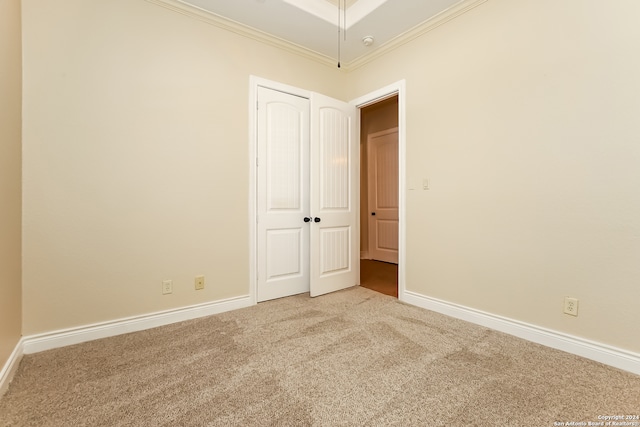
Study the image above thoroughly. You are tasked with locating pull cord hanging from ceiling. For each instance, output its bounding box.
[337,0,346,68]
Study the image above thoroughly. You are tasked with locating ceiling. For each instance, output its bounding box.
[169,0,474,67]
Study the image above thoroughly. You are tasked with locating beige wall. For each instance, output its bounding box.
[20,0,640,356]
[0,0,23,369]
[21,0,344,334]
[347,0,640,352]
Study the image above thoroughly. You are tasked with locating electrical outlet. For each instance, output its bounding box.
[564,297,578,316]
[195,275,205,290]
[162,280,173,295]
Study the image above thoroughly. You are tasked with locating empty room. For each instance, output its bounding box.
[1,0,639,425]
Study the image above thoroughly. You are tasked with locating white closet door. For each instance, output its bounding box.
[256,87,310,302]
[309,93,359,297]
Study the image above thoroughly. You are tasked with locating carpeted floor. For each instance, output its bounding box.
[1,287,639,426]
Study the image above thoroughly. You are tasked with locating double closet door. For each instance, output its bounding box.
[256,87,359,302]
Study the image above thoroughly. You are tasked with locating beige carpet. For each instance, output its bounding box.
[1,287,639,426]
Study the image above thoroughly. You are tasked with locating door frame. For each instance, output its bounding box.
[249,76,406,304]
[350,80,406,301]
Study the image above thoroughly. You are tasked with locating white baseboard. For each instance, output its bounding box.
[22,295,253,355]
[0,338,24,396]
[402,291,640,376]
[6,291,637,395]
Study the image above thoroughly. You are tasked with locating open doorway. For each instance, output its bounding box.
[359,95,399,298]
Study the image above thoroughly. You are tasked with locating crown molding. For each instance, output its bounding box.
[145,0,337,68]
[345,0,488,71]
[145,0,487,72]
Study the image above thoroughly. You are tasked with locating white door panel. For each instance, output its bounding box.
[257,87,310,302]
[310,93,359,297]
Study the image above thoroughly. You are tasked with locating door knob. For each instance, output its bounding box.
[314,217,321,223]
[371,212,376,216]
[304,217,312,223]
